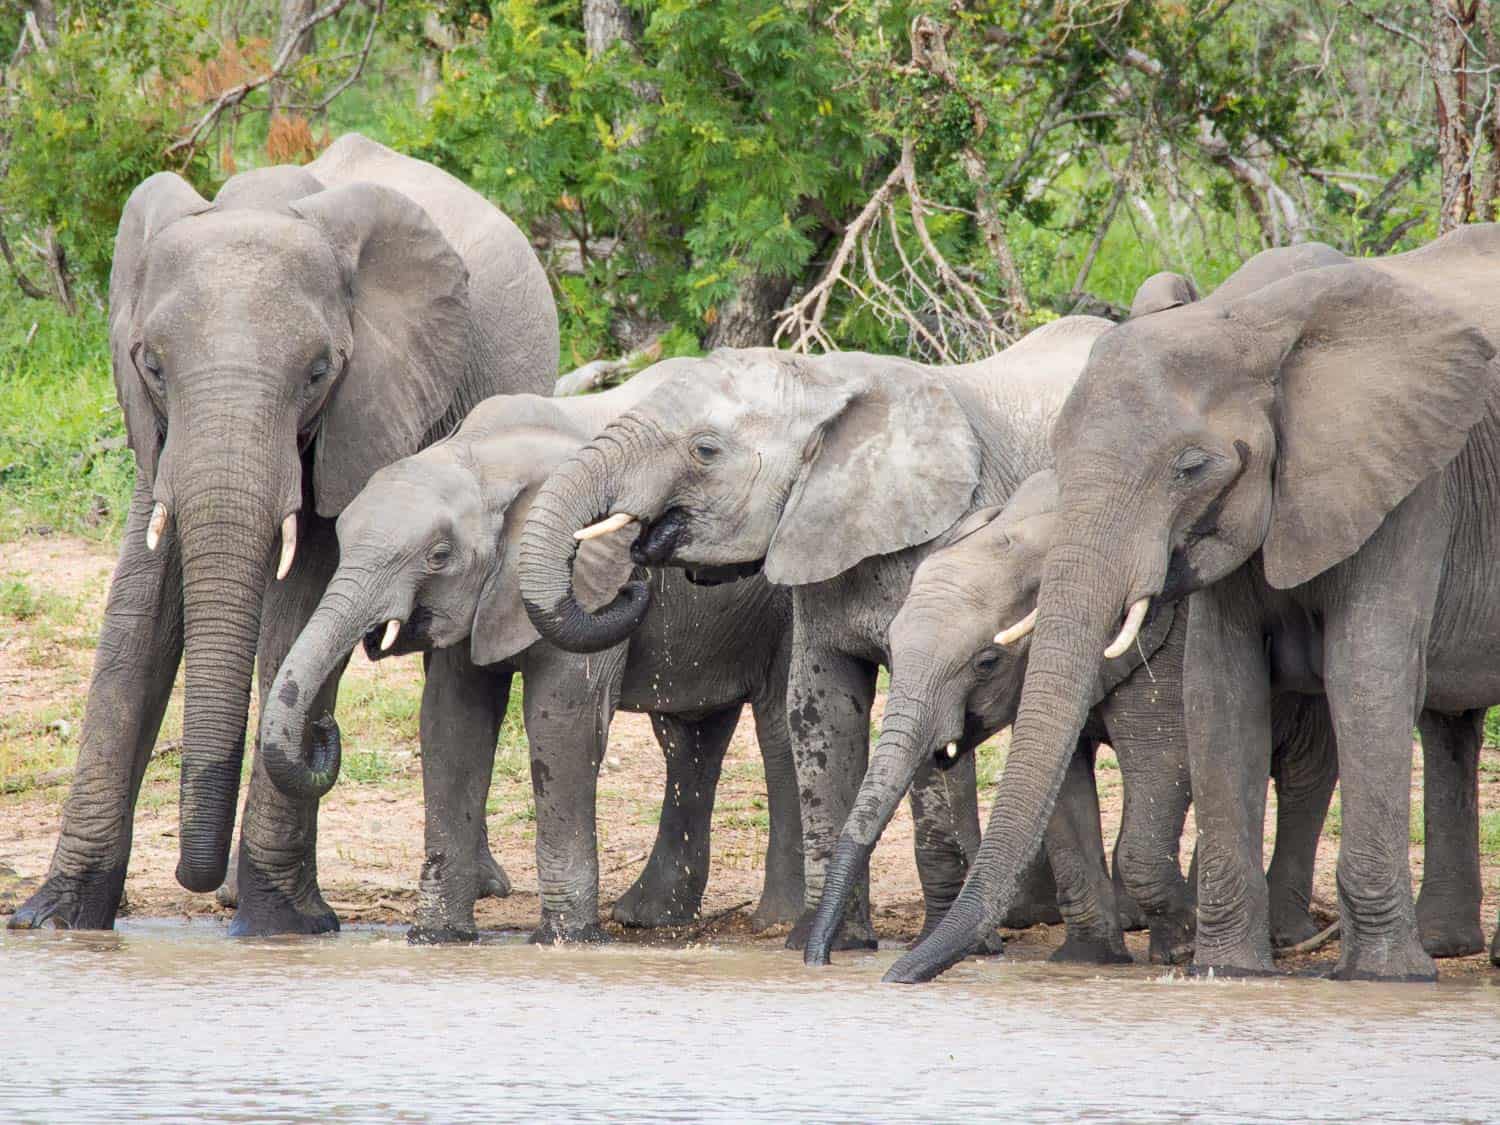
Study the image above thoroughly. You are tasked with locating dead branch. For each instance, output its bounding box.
[554,336,664,396]
[165,0,382,160]
[0,222,52,301]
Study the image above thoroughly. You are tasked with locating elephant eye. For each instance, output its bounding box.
[690,435,722,464]
[973,648,1001,675]
[1172,447,1215,483]
[427,541,453,570]
[308,355,332,385]
[139,347,163,380]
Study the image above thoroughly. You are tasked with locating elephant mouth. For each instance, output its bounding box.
[361,606,435,661]
[931,713,996,771]
[630,508,764,585]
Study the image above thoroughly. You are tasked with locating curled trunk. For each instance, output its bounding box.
[517,442,650,653]
[805,690,937,965]
[259,574,369,800]
[884,538,1125,983]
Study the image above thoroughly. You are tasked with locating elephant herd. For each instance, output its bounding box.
[10,134,1500,988]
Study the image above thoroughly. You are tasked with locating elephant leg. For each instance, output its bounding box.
[10,481,183,931]
[1415,709,1485,958]
[1186,577,1276,976]
[522,643,624,944]
[231,514,343,937]
[748,683,805,932]
[408,650,510,944]
[907,752,1003,954]
[613,706,738,927]
[783,640,878,952]
[1265,696,1338,948]
[1044,739,1132,964]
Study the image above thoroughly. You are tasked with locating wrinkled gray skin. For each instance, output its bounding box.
[519,322,1154,955]
[891,225,1500,984]
[9,135,556,936]
[258,370,803,942]
[807,469,1346,968]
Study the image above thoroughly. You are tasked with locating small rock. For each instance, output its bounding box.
[607,756,622,770]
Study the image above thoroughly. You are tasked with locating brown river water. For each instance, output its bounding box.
[2,919,1497,1123]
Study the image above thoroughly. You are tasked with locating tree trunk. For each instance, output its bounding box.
[704,275,797,349]
[1479,3,1500,222]
[28,1,56,45]
[584,0,637,57]
[271,0,319,116]
[1430,0,1481,232]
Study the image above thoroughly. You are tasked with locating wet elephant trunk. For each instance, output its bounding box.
[805,682,942,965]
[258,572,371,800]
[173,466,282,893]
[884,534,1128,983]
[517,439,651,652]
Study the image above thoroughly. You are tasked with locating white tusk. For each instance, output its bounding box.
[945,742,958,760]
[574,512,634,541]
[994,608,1038,646]
[145,502,168,552]
[1104,597,1151,660]
[380,619,401,652]
[276,513,298,580]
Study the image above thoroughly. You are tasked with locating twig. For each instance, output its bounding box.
[1273,919,1341,958]
[0,224,52,301]
[684,899,753,939]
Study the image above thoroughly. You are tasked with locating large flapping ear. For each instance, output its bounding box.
[1128,272,1199,318]
[109,173,212,482]
[290,182,473,517]
[1230,263,1499,589]
[765,357,982,585]
[470,459,637,667]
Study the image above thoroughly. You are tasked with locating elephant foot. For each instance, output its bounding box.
[1333,932,1436,982]
[999,899,1063,930]
[1191,935,1275,978]
[228,866,338,937]
[1050,930,1132,965]
[1269,903,1321,949]
[7,867,125,931]
[529,914,612,945]
[476,849,512,901]
[1113,882,1149,934]
[750,874,805,933]
[407,923,478,945]
[611,878,702,929]
[1416,897,1484,958]
[786,908,878,952]
[1146,914,1196,966]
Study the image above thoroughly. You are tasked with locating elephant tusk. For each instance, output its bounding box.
[276,513,297,580]
[145,502,168,552]
[574,512,635,541]
[1104,597,1151,660]
[380,619,401,652]
[945,742,958,760]
[994,608,1037,646]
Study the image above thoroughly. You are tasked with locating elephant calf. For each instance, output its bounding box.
[257,371,804,942]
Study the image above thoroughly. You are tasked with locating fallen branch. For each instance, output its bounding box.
[1273,919,1341,958]
[554,336,663,396]
[684,899,753,940]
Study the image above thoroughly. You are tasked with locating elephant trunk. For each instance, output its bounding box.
[805,681,943,966]
[884,530,1131,983]
[517,439,650,653]
[258,572,372,800]
[172,460,286,893]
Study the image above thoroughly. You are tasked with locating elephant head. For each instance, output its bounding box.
[259,410,634,798]
[518,348,983,651]
[886,238,1500,982]
[804,471,1172,963]
[111,166,481,890]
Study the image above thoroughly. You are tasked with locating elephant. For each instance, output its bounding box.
[255,367,804,942]
[516,320,1170,957]
[8,134,558,936]
[890,224,1500,984]
[805,468,1346,969]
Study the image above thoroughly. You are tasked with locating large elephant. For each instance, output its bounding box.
[890,225,1500,984]
[256,368,803,942]
[9,134,557,936]
[805,469,1345,968]
[517,321,1156,955]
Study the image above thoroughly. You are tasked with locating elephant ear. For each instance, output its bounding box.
[764,361,982,585]
[109,173,211,481]
[471,481,638,667]
[1128,272,1199,318]
[1234,263,1500,589]
[290,182,473,517]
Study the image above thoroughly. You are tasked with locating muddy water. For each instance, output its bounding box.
[2,921,1496,1123]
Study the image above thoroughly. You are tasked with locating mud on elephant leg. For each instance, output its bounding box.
[907,754,1004,954]
[783,645,879,953]
[9,484,183,932]
[1415,709,1486,958]
[1046,740,1131,965]
[408,650,509,944]
[522,644,625,945]
[613,707,737,927]
[747,688,805,932]
[1265,697,1338,949]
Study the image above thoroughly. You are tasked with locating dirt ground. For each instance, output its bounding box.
[4,531,1500,976]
